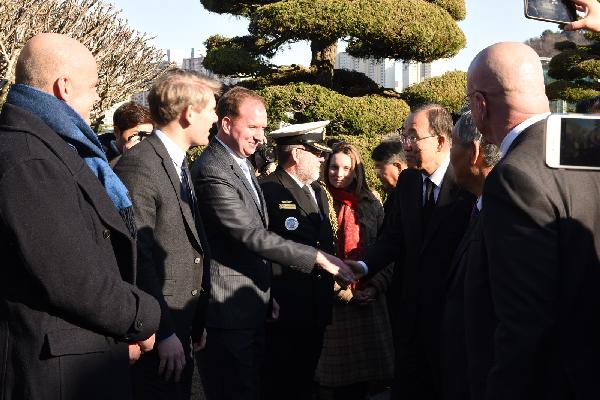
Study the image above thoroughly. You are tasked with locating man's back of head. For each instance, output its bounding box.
[15,33,100,124]
[467,42,550,145]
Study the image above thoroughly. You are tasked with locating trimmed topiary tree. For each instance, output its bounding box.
[199,0,466,138]
[400,70,467,116]
[546,32,600,103]
[259,83,410,136]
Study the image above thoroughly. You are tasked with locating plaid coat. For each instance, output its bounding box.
[316,195,394,386]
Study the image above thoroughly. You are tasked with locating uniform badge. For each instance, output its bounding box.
[279,200,297,210]
[285,217,299,231]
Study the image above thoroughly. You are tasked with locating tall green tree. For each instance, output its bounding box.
[200,0,466,139]
[202,0,465,87]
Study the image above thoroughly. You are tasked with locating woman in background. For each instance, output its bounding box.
[317,142,394,400]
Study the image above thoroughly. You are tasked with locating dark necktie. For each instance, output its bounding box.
[302,185,319,215]
[181,159,201,230]
[423,177,435,226]
[469,203,480,225]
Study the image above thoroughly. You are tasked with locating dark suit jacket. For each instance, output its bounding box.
[0,104,160,400]
[363,164,475,385]
[115,133,209,343]
[260,169,335,327]
[191,139,318,330]
[442,214,494,400]
[483,120,600,400]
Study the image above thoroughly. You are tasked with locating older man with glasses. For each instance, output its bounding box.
[347,103,476,400]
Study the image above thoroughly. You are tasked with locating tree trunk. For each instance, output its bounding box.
[310,39,337,88]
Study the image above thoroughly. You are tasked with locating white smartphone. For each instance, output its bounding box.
[524,0,577,24]
[545,113,600,170]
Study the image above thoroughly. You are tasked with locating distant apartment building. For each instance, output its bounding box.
[335,52,450,92]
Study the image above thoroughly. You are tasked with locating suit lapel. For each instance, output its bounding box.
[212,140,267,226]
[446,216,481,286]
[276,169,317,217]
[312,181,329,217]
[147,135,202,250]
[9,105,133,239]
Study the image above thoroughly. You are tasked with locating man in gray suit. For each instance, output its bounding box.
[115,69,220,399]
[192,87,355,400]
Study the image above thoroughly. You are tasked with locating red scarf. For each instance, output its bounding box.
[329,187,362,261]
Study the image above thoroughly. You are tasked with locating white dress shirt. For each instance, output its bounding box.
[155,129,186,183]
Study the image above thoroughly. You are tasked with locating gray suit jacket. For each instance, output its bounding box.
[191,138,317,330]
[115,134,209,342]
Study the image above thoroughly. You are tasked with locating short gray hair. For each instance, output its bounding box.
[453,111,501,167]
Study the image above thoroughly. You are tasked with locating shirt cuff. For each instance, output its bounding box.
[357,261,368,275]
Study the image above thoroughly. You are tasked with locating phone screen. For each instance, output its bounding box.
[526,0,577,23]
[560,118,600,167]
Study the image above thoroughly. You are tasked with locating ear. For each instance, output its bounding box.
[473,91,487,121]
[436,133,447,151]
[392,161,404,173]
[471,141,482,166]
[53,77,70,101]
[291,147,301,164]
[221,115,233,134]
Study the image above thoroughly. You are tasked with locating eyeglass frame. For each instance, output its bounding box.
[126,130,152,142]
[295,146,325,158]
[400,134,437,146]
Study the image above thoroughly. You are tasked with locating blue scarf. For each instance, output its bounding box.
[7,84,136,236]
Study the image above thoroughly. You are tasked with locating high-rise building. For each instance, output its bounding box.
[335,52,450,92]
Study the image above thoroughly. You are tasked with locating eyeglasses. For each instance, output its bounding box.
[126,131,152,142]
[297,146,325,158]
[400,134,436,146]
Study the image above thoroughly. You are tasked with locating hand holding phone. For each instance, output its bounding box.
[525,0,577,24]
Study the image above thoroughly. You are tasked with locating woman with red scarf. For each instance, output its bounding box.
[317,142,394,400]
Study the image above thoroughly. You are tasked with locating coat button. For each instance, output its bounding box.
[317,273,322,279]
[316,241,320,246]
[102,230,111,239]
[135,320,143,330]
[191,289,198,296]
[194,257,201,264]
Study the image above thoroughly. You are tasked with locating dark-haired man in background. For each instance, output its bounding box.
[99,101,154,165]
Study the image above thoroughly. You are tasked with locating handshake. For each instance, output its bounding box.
[315,250,366,288]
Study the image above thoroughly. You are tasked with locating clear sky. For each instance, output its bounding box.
[108,0,560,71]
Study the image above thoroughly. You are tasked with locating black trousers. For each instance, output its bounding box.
[261,322,326,400]
[391,329,441,400]
[200,327,265,400]
[130,337,194,400]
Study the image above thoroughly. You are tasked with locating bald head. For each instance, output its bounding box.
[15,33,100,123]
[16,33,95,91]
[467,42,549,144]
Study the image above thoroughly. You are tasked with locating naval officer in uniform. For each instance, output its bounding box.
[259,121,336,400]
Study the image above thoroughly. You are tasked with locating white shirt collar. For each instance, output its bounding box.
[476,196,482,211]
[215,136,248,168]
[422,152,450,188]
[154,129,186,169]
[499,113,550,158]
